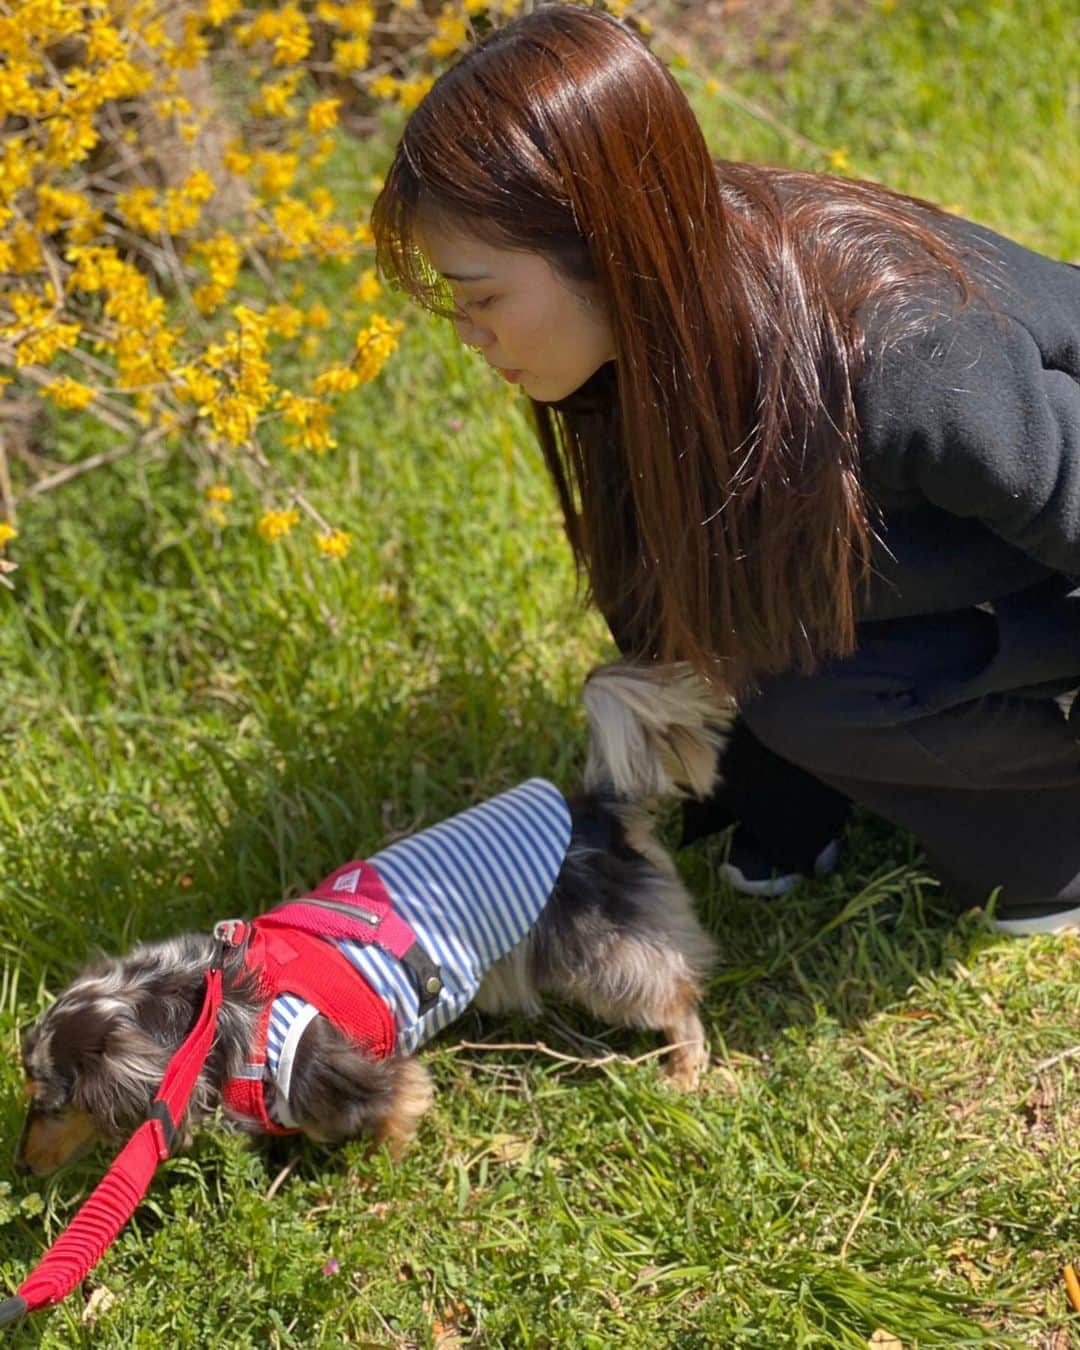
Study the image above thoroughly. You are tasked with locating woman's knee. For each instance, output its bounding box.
[739,671,869,773]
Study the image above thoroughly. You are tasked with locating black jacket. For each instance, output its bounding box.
[854,213,1080,624]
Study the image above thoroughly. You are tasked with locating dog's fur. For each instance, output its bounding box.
[18,663,727,1174]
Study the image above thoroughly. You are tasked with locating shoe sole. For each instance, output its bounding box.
[718,838,842,899]
[992,905,1080,935]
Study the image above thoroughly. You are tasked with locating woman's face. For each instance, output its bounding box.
[417,220,616,402]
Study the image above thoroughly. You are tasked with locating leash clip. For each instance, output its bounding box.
[211,918,249,969]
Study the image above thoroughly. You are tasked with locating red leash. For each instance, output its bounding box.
[0,954,227,1327]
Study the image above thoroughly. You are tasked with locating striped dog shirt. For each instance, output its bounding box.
[265,778,572,1120]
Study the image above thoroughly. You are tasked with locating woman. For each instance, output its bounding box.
[371,5,1080,934]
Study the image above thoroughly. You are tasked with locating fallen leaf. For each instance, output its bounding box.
[462,1132,535,1169]
[82,1287,117,1325]
[488,1132,533,1165]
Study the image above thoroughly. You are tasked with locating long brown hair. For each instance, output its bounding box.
[372,4,978,693]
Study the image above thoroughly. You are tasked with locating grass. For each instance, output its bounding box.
[2,0,1079,1343]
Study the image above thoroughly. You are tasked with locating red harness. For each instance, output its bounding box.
[218,921,393,1133]
[222,856,445,1133]
[0,860,442,1326]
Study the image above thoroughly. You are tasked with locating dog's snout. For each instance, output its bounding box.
[15,1106,99,1176]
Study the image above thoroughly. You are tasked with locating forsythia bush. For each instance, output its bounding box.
[0,0,645,571]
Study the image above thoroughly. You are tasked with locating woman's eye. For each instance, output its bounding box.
[469,296,497,312]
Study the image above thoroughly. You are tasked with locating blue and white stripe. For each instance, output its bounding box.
[264,779,572,1101]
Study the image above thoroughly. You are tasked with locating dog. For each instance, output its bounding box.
[17,662,726,1175]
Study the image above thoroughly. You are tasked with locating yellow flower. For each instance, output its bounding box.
[35,185,94,233]
[398,77,434,111]
[254,149,299,198]
[65,244,122,291]
[827,147,852,173]
[252,71,302,118]
[117,185,163,234]
[16,321,82,368]
[204,0,242,25]
[163,187,202,234]
[333,36,370,72]
[273,7,312,65]
[353,313,399,382]
[266,303,305,339]
[192,283,226,315]
[10,223,43,272]
[353,267,381,303]
[369,74,398,100]
[306,302,331,329]
[307,98,341,134]
[428,10,468,59]
[182,169,216,203]
[310,136,336,170]
[316,529,351,559]
[314,222,353,260]
[211,393,260,445]
[42,376,96,409]
[86,20,127,63]
[313,365,360,395]
[191,233,243,288]
[205,483,233,502]
[258,507,300,541]
[277,391,337,453]
[0,523,17,549]
[223,143,252,175]
[45,113,99,168]
[272,196,321,257]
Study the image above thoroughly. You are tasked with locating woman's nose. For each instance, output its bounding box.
[452,310,493,350]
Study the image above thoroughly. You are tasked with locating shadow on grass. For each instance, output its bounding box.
[0,649,990,1240]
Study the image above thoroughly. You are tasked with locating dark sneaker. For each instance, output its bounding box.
[717,829,841,898]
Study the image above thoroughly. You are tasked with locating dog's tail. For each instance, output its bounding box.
[582,662,729,802]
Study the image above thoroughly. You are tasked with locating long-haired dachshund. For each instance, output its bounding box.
[18,664,726,1174]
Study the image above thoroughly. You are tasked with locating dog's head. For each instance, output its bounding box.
[17,935,246,1175]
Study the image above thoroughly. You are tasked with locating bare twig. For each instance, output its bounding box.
[22,432,169,499]
[264,1158,299,1200]
[1030,1045,1080,1076]
[447,1037,697,1069]
[242,436,336,534]
[839,1148,898,1260]
[0,352,140,436]
[0,428,15,526]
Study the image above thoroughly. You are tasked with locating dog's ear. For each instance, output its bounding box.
[285,1016,434,1158]
[55,998,173,1137]
[17,995,169,1173]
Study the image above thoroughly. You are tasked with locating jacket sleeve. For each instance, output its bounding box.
[856,307,1080,576]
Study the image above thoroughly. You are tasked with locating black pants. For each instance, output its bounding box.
[684,580,1080,921]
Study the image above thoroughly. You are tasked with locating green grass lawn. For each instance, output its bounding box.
[2,0,1079,1343]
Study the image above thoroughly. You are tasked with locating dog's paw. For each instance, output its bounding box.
[663,1042,708,1091]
